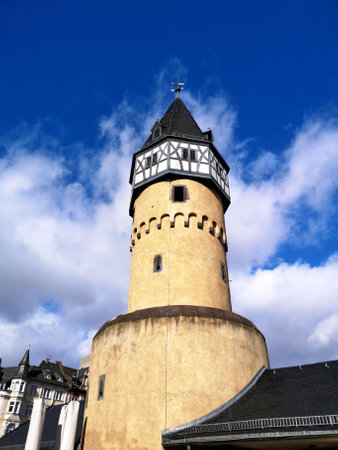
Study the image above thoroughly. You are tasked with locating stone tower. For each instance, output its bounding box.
[83,93,269,449]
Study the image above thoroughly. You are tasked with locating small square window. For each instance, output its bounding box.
[153,255,162,273]
[8,401,20,414]
[97,375,105,401]
[173,186,185,202]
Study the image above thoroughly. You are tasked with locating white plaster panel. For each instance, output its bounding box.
[158,161,166,172]
[200,164,209,174]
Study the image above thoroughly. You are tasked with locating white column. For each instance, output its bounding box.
[55,404,67,450]
[24,398,46,450]
[59,400,80,450]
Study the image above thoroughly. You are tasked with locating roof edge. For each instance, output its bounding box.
[163,429,338,446]
[162,366,267,437]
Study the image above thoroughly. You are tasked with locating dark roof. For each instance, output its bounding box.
[0,359,83,391]
[0,367,18,383]
[142,97,206,150]
[18,349,29,367]
[0,401,85,449]
[162,360,338,446]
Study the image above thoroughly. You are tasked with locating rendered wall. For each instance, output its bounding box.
[83,308,269,450]
[128,179,231,313]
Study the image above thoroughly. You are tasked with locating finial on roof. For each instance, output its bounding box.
[171,70,184,98]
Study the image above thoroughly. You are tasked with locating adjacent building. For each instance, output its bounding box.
[0,349,87,438]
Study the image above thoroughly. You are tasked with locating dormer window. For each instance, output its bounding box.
[152,121,163,140]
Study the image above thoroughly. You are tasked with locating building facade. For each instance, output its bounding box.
[0,349,87,438]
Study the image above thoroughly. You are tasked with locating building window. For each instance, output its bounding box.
[0,383,6,390]
[220,261,227,283]
[8,401,21,414]
[57,376,63,382]
[153,254,162,273]
[11,380,25,392]
[190,149,196,161]
[97,375,105,401]
[152,153,157,165]
[24,403,33,417]
[29,384,38,396]
[41,387,51,398]
[172,185,186,202]
[145,156,151,169]
[55,390,64,401]
[182,148,189,160]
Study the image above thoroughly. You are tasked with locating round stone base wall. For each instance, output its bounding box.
[83,306,269,450]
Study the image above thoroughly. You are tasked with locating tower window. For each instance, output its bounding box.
[172,185,186,202]
[220,261,227,283]
[152,153,158,165]
[181,148,196,161]
[153,254,162,273]
[182,148,188,160]
[145,157,151,169]
[97,374,105,401]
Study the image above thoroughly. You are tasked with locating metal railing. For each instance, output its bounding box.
[178,415,338,436]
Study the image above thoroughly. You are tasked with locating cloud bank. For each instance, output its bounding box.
[0,88,337,368]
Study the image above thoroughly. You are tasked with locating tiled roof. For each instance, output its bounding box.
[0,401,85,448]
[162,360,338,446]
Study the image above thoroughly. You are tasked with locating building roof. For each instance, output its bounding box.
[0,401,85,449]
[0,358,84,391]
[142,97,206,150]
[162,360,338,447]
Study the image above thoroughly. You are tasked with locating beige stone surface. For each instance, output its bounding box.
[128,179,231,313]
[83,313,269,450]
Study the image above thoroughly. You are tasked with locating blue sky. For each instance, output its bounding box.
[0,0,337,369]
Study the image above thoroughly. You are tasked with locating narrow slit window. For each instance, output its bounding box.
[190,150,196,161]
[145,157,151,169]
[173,186,185,202]
[97,374,105,401]
[152,153,158,165]
[220,261,227,283]
[182,148,188,160]
[153,255,162,273]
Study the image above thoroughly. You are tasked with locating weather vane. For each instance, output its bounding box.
[171,71,184,98]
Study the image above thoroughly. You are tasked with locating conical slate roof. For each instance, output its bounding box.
[19,348,30,367]
[142,97,206,149]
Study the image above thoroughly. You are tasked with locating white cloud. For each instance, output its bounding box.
[0,86,337,372]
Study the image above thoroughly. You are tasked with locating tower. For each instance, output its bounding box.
[83,92,269,449]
